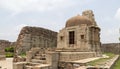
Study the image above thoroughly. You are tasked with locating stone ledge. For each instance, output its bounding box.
[86,55,119,69]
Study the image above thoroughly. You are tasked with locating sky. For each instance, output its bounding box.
[0,0,120,43]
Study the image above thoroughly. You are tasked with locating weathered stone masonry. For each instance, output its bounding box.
[13,10,103,69]
[15,26,57,54]
[0,40,15,60]
[101,43,120,54]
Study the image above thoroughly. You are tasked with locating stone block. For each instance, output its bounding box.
[13,62,25,69]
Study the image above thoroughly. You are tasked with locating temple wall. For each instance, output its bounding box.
[59,52,96,62]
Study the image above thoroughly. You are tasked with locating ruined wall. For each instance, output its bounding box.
[101,43,120,54]
[82,10,97,26]
[0,40,8,59]
[0,40,15,59]
[0,40,16,47]
[16,26,57,54]
[0,40,11,47]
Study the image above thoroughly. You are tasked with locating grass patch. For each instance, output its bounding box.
[6,52,14,57]
[20,52,26,58]
[87,53,115,66]
[105,52,115,58]
[113,57,120,69]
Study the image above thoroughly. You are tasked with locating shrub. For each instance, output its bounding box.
[5,47,14,58]
[20,52,26,57]
[5,47,14,52]
[6,52,14,57]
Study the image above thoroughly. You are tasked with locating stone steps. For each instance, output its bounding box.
[75,66,86,69]
[30,50,47,64]
[34,52,46,59]
[31,59,46,64]
[35,53,41,56]
[34,56,41,59]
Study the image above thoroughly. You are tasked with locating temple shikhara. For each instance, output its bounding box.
[13,10,102,69]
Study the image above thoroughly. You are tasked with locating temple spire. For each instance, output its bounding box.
[82,10,97,26]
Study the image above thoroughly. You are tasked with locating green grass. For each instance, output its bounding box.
[5,52,14,57]
[113,58,120,69]
[87,53,115,66]
[20,52,26,58]
[105,52,115,58]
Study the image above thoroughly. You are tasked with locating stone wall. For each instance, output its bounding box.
[46,52,59,69]
[16,26,57,55]
[0,40,13,47]
[59,52,96,62]
[101,43,120,54]
[0,40,16,49]
[0,40,15,60]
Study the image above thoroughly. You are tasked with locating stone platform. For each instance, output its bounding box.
[59,52,96,62]
[88,55,119,69]
[59,55,119,69]
[0,58,13,69]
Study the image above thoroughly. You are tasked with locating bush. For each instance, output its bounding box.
[20,52,26,57]
[6,52,14,57]
[5,47,14,58]
[5,47,14,52]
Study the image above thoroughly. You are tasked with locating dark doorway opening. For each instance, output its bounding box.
[69,31,75,44]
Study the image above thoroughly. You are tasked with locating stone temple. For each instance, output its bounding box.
[57,10,101,56]
[13,10,102,69]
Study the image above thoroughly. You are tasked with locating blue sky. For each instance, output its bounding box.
[0,0,120,43]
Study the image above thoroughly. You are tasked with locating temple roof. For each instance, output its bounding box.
[65,15,92,27]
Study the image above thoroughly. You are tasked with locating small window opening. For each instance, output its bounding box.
[60,36,63,40]
[81,35,84,39]
[69,31,75,44]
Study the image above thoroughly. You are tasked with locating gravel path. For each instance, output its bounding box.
[0,58,13,69]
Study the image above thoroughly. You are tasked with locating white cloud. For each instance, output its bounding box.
[0,0,95,16]
[101,28,119,43]
[0,0,74,13]
[115,8,120,20]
